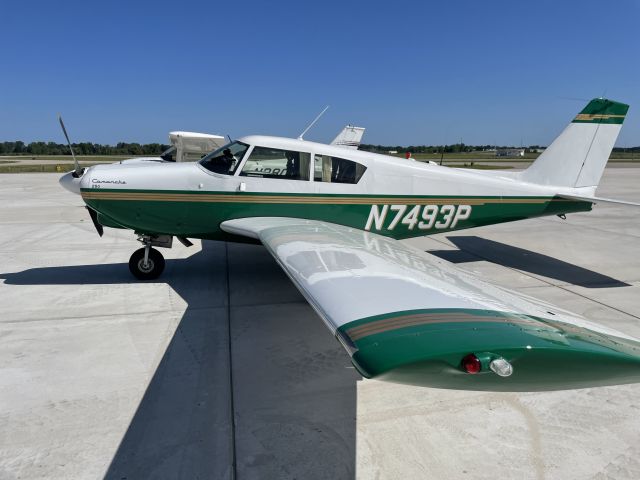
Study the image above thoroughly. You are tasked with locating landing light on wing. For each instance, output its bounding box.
[461,353,513,377]
[490,358,514,377]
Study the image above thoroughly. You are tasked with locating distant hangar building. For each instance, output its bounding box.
[496,148,525,157]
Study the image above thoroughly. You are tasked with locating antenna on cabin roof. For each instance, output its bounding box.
[298,105,330,140]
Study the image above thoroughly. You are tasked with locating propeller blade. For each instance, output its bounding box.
[58,115,82,177]
[86,207,104,237]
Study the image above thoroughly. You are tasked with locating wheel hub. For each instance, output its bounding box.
[137,258,155,273]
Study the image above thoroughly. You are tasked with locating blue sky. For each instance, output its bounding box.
[1,0,639,146]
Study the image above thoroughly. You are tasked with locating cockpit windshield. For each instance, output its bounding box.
[199,141,249,175]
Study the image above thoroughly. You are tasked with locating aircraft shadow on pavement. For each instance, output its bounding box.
[0,241,359,479]
[429,236,630,288]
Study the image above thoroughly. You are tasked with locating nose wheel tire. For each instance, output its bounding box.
[129,247,165,280]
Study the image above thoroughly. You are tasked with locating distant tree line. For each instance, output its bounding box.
[0,141,169,156]
[1,140,638,156]
[361,143,494,154]
[612,147,640,152]
[360,144,640,154]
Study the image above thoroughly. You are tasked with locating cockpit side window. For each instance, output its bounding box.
[199,141,249,175]
[240,147,311,180]
[314,155,367,184]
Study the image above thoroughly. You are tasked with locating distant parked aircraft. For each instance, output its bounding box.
[120,126,366,165]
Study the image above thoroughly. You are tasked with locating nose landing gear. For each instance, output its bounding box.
[129,246,165,280]
[129,245,164,280]
[128,234,172,280]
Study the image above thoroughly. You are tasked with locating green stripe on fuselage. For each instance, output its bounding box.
[81,189,592,240]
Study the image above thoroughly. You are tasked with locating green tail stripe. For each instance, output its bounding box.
[572,98,629,124]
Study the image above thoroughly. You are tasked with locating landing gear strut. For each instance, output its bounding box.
[128,234,170,280]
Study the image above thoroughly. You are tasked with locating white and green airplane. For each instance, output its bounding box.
[59,98,640,391]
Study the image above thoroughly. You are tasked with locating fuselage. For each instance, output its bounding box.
[73,135,591,241]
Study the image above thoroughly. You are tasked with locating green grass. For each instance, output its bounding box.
[0,163,104,173]
[0,150,636,174]
[393,151,640,162]
[449,164,514,170]
[0,155,136,162]
[0,159,512,173]
[609,153,640,160]
[392,152,537,161]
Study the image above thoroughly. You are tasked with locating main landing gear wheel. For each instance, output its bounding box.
[129,247,165,280]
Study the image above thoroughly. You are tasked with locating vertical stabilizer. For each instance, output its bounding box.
[520,99,628,188]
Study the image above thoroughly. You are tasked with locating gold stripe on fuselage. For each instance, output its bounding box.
[81,191,570,206]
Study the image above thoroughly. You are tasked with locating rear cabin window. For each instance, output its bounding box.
[314,155,367,184]
[240,147,311,180]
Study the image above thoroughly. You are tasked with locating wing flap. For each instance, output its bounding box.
[222,217,640,391]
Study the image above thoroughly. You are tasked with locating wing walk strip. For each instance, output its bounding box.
[344,311,550,342]
[81,191,576,205]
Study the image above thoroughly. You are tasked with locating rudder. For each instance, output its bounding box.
[521,98,629,188]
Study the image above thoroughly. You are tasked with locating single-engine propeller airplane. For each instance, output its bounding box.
[59,99,640,391]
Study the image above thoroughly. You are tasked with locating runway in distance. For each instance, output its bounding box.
[59,98,640,392]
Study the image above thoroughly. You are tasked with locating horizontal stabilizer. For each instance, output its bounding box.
[558,194,640,207]
[331,125,365,150]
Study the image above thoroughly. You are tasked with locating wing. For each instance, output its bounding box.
[221,217,640,391]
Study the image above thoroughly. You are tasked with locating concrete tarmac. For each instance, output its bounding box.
[0,171,638,479]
